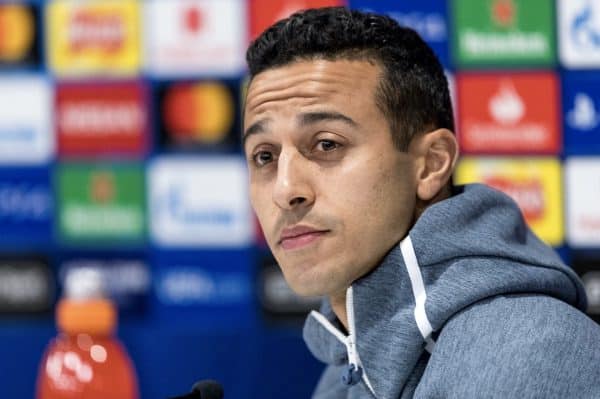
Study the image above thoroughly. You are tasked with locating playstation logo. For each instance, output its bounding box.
[567,92,600,131]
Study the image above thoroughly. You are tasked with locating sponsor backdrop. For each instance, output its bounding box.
[0,0,599,397]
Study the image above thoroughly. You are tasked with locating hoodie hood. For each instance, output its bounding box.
[303,184,587,399]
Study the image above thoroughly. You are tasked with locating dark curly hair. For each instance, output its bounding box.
[246,7,454,150]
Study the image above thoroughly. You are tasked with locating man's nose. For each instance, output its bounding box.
[272,150,315,210]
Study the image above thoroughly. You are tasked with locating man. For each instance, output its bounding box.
[243,7,600,399]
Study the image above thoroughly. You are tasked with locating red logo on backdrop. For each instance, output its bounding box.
[457,72,560,154]
[250,0,344,40]
[484,176,544,221]
[69,11,124,53]
[183,6,203,34]
[56,82,147,156]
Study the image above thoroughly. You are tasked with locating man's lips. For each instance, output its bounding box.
[278,226,329,250]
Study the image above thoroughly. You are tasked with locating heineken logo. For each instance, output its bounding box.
[461,30,548,58]
[453,0,554,65]
[57,164,145,243]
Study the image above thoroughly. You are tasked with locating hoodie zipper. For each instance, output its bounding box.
[345,286,376,394]
[308,238,436,397]
[309,286,377,397]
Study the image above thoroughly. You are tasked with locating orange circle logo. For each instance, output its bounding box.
[0,5,34,62]
[163,82,234,144]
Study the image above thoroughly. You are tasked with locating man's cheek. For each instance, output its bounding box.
[250,195,267,224]
[259,214,277,248]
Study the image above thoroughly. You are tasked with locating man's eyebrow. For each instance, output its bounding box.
[298,111,358,128]
[242,111,357,148]
[242,118,270,148]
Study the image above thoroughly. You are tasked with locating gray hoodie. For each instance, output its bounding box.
[303,184,600,398]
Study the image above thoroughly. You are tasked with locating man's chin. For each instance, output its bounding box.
[284,276,330,298]
[288,282,324,298]
[278,259,339,297]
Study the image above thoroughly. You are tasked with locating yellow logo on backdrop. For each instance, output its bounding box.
[455,157,563,246]
[0,5,34,62]
[46,0,140,76]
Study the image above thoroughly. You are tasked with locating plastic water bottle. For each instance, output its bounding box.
[36,267,139,399]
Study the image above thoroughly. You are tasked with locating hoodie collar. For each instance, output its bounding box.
[304,184,587,399]
[305,240,427,398]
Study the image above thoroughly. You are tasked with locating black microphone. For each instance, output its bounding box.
[168,379,224,399]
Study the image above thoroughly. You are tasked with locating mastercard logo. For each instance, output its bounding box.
[163,82,234,144]
[0,5,34,62]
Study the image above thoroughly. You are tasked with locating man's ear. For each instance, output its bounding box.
[410,129,459,202]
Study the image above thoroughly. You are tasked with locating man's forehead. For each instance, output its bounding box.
[244,59,381,120]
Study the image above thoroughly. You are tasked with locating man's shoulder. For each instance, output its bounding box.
[435,293,600,361]
[417,294,600,398]
[444,293,593,329]
[439,293,600,345]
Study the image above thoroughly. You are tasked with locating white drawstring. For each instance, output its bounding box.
[308,236,434,398]
[400,236,436,353]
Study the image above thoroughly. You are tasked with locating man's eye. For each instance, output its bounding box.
[253,151,273,166]
[316,140,339,152]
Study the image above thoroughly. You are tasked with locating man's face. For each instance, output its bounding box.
[243,59,418,298]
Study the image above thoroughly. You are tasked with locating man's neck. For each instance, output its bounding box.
[325,186,454,335]
[329,290,349,332]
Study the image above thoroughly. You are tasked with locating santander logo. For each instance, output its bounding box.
[489,81,525,125]
[274,1,307,22]
[458,72,559,154]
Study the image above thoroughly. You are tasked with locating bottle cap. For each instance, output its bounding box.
[57,267,116,335]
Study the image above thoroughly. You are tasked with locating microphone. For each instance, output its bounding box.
[168,379,224,399]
